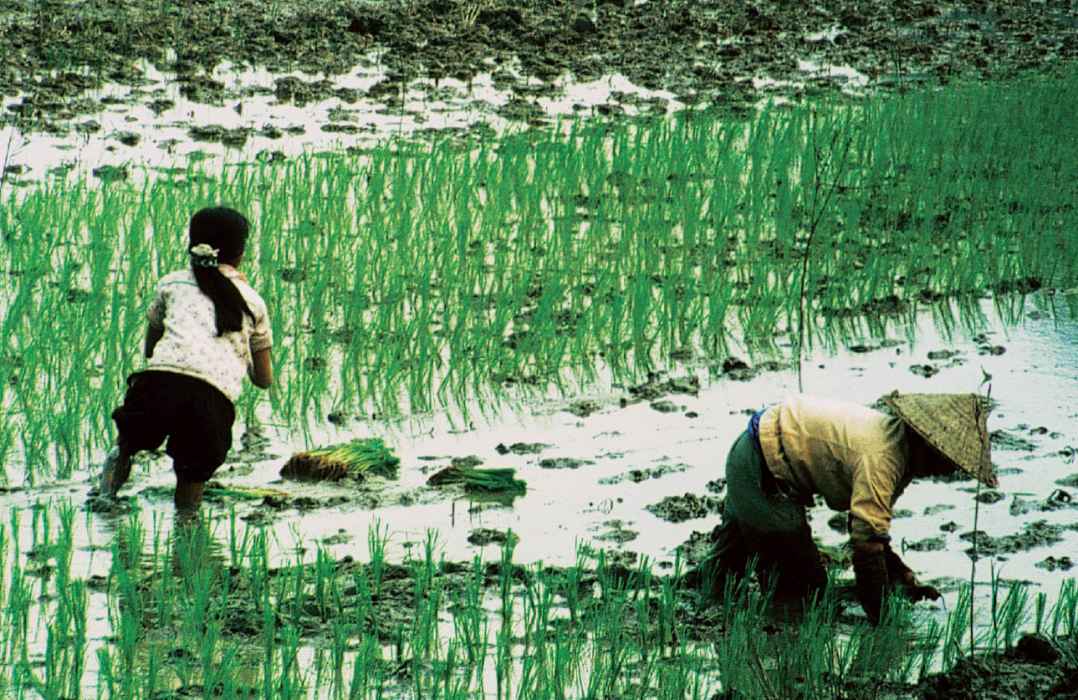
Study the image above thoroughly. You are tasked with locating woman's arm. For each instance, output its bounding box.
[250,348,273,389]
[144,322,164,358]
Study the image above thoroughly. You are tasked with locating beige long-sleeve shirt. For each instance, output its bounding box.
[757,395,914,543]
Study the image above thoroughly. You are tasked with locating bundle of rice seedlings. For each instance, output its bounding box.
[280,438,400,482]
[204,485,289,501]
[140,484,289,502]
[427,465,527,496]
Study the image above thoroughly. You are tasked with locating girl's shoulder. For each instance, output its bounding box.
[232,277,271,317]
[156,269,196,287]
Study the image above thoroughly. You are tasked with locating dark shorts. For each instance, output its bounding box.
[706,429,826,599]
[111,370,235,483]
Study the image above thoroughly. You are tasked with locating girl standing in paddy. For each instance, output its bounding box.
[97,207,274,513]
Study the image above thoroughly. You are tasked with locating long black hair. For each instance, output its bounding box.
[188,207,255,336]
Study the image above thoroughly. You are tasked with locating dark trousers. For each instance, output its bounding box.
[704,430,827,601]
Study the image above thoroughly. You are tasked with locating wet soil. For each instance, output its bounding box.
[538,457,594,470]
[494,442,549,455]
[646,493,724,523]
[467,528,517,546]
[598,461,691,486]
[960,520,1078,561]
[918,634,1078,700]
[2,0,1076,138]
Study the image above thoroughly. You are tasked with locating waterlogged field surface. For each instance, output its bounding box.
[1,8,1078,697]
[2,295,1078,698]
[3,73,1077,485]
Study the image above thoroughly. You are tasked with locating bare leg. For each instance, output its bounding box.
[174,480,205,515]
[99,440,134,498]
[111,441,134,491]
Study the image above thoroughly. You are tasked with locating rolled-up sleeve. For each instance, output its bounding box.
[249,305,273,353]
[849,453,902,543]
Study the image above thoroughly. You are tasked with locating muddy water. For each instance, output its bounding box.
[0,51,691,181]
[3,291,1077,694]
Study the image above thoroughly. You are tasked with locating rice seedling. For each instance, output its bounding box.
[1,70,1076,483]
[280,437,400,482]
[427,464,527,497]
[23,517,1067,700]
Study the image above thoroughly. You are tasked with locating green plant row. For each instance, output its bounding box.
[0,505,1075,699]
[1,69,1076,482]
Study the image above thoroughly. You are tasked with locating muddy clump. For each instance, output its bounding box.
[960,520,1078,560]
[646,493,723,523]
[538,457,594,470]
[592,520,638,544]
[1036,556,1073,572]
[495,442,549,455]
[565,399,601,418]
[909,363,940,378]
[1009,490,1075,516]
[599,462,690,485]
[715,357,786,382]
[990,430,1038,452]
[467,528,518,547]
[188,124,251,147]
[1056,473,1078,489]
[905,536,946,552]
[705,478,726,494]
[624,372,699,402]
[918,633,1076,700]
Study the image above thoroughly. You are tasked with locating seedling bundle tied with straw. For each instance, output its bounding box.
[427,463,527,497]
[281,437,400,482]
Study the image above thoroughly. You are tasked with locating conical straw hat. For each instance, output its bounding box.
[881,391,996,487]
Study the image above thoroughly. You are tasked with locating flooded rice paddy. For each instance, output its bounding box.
[2,292,1078,697]
[1,1,1077,697]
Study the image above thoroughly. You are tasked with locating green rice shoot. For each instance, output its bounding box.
[280,438,400,482]
[427,465,527,496]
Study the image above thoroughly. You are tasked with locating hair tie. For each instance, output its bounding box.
[189,243,220,268]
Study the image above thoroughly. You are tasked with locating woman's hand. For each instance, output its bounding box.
[902,583,943,602]
[885,546,941,601]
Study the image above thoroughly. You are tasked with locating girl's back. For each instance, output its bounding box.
[145,265,271,402]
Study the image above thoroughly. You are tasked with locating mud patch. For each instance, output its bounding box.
[598,462,690,485]
[960,520,1078,560]
[905,536,946,552]
[714,357,787,382]
[1036,556,1073,572]
[646,493,723,523]
[918,634,1076,700]
[495,442,550,455]
[990,430,1038,452]
[538,457,594,470]
[975,490,1005,504]
[623,372,699,402]
[1009,490,1075,516]
[565,399,601,418]
[1056,473,1078,489]
[467,528,518,547]
[591,519,639,544]
[673,530,714,569]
